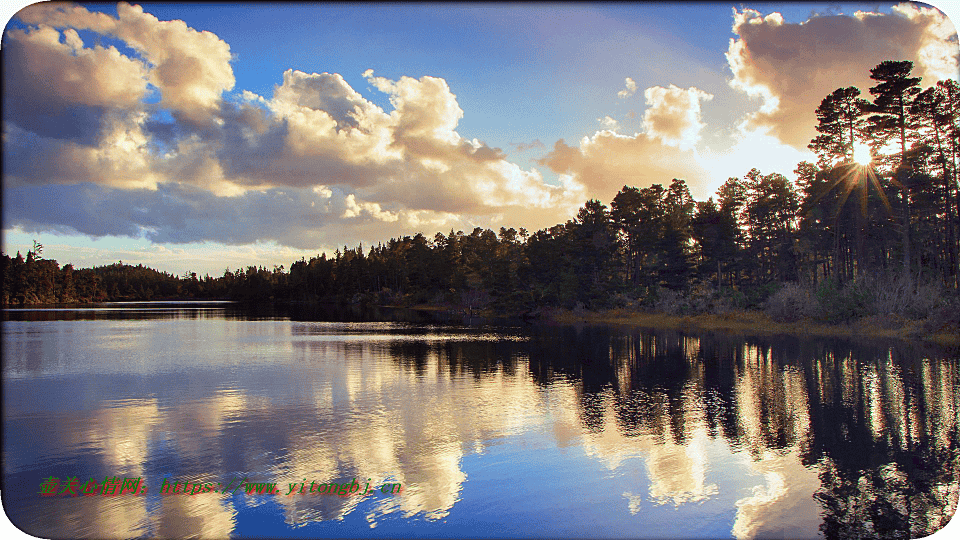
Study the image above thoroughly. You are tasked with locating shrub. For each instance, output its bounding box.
[609,292,636,309]
[814,273,944,323]
[653,287,688,315]
[815,278,870,323]
[920,295,960,335]
[764,282,817,322]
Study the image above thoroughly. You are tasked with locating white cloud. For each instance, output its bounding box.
[598,115,620,130]
[343,194,399,222]
[3,24,148,111]
[9,3,951,256]
[697,128,815,195]
[16,2,235,126]
[617,77,637,98]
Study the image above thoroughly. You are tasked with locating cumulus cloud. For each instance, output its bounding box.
[16,3,948,254]
[4,113,162,190]
[541,84,718,199]
[4,1,237,192]
[3,5,593,249]
[537,130,713,200]
[2,24,148,145]
[727,4,959,148]
[598,115,620,131]
[617,77,637,98]
[364,69,464,150]
[233,68,576,217]
[15,2,235,126]
[642,85,713,149]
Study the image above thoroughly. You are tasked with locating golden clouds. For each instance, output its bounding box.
[726,4,958,149]
[4,4,583,245]
[538,130,713,199]
[642,85,713,149]
[5,3,958,249]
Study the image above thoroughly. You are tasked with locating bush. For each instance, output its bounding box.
[460,288,492,310]
[815,278,871,323]
[685,282,742,314]
[653,287,689,315]
[814,273,945,323]
[920,295,960,335]
[764,282,817,322]
[377,287,403,306]
[609,292,636,309]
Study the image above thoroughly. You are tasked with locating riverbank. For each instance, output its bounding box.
[547,307,960,346]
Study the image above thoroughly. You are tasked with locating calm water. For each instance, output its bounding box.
[3,302,958,539]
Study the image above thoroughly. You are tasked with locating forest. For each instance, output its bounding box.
[3,61,960,328]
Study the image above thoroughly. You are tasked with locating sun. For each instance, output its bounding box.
[852,142,872,166]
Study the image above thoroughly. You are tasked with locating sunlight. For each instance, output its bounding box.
[853,142,872,166]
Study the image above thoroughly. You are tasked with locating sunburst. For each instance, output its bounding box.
[831,158,890,218]
[852,142,872,166]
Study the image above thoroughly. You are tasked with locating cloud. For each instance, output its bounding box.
[4,113,162,190]
[1,24,148,145]
[15,2,235,126]
[539,84,721,199]
[697,129,814,192]
[2,181,458,249]
[538,130,713,200]
[3,5,592,249]
[19,3,948,253]
[343,193,398,222]
[617,77,637,98]
[229,68,575,217]
[726,4,959,148]
[511,139,545,152]
[2,174,581,258]
[364,69,464,150]
[598,115,620,131]
[642,85,713,149]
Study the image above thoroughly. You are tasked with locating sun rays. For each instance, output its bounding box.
[830,158,891,219]
[852,142,873,166]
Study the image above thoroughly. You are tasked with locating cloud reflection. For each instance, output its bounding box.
[4,318,958,538]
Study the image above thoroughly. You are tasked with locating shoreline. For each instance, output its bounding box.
[547,307,960,347]
[6,300,957,348]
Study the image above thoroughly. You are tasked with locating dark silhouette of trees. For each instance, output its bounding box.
[810,86,870,169]
[867,61,924,286]
[691,197,737,288]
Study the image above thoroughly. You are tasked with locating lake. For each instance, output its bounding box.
[3,302,958,539]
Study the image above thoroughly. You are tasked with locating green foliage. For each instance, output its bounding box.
[814,278,870,323]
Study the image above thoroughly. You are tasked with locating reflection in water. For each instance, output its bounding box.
[3,306,958,538]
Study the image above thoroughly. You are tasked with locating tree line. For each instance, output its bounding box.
[4,60,959,321]
[1,240,200,304]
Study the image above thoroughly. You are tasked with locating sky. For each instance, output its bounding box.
[2,1,959,277]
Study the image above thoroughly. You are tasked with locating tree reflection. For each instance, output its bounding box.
[518,325,959,537]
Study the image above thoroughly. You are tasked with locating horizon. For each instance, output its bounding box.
[3,1,959,276]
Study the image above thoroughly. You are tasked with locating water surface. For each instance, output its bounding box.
[3,302,958,538]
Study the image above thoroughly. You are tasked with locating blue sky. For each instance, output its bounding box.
[2,1,958,275]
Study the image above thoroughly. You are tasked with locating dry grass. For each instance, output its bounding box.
[550,307,960,346]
